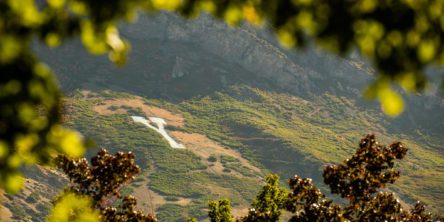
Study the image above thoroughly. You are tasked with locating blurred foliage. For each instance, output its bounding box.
[54,149,156,221]
[209,135,443,221]
[47,192,100,222]
[1,0,443,203]
[0,52,85,192]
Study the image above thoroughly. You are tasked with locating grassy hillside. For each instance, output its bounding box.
[0,167,67,222]
[70,86,443,216]
[2,86,442,221]
[64,90,263,221]
[173,85,443,212]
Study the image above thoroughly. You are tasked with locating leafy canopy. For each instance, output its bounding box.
[53,149,156,222]
[209,135,443,222]
[1,0,444,193]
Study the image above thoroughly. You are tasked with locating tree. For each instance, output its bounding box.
[1,0,443,209]
[209,135,443,222]
[49,149,156,222]
[239,174,288,222]
[208,199,234,222]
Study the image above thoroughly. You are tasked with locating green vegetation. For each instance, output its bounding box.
[209,135,443,221]
[157,204,207,222]
[51,150,155,222]
[61,87,443,220]
[242,174,288,222]
[220,155,256,177]
[63,91,261,221]
[156,204,187,222]
[208,199,233,222]
[3,87,441,221]
[1,0,443,221]
[5,202,27,220]
[173,86,443,209]
[25,193,39,204]
[2,0,444,193]
[207,155,218,162]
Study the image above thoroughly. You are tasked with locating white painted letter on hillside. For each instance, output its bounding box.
[131,116,185,149]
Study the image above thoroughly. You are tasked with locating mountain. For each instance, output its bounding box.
[39,12,444,137]
[1,12,443,221]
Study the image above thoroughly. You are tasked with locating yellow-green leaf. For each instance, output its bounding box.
[378,87,404,117]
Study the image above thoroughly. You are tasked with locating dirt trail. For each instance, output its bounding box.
[133,181,165,213]
[231,207,250,219]
[93,98,184,127]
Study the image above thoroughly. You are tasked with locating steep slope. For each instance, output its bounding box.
[2,87,442,221]
[0,166,67,222]
[66,91,264,221]
[173,86,443,211]
[2,11,442,221]
[37,12,443,141]
[73,88,444,215]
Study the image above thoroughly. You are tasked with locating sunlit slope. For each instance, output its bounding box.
[66,87,443,218]
[66,91,264,221]
[0,166,67,222]
[172,86,443,212]
[6,86,437,221]
[14,11,440,221]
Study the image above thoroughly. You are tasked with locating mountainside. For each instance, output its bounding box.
[38,12,443,137]
[2,12,443,221]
